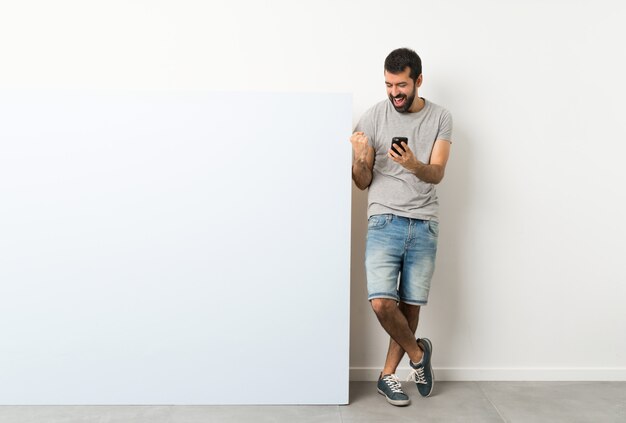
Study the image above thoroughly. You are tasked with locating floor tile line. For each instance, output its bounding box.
[475,381,508,423]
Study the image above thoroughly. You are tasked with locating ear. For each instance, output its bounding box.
[416,74,423,88]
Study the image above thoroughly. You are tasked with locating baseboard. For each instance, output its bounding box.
[350,367,626,381]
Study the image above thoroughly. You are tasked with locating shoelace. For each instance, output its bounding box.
[382,374,404,393]
[407,365,427,385]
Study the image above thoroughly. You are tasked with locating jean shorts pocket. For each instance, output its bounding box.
[427,220,439,237]
[368,214,389,229]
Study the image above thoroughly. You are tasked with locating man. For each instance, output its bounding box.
[350,48,452,406]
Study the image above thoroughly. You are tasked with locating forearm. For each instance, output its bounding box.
[407,161,445,184]
[352,158,373,190]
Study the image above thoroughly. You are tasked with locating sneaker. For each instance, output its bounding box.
[377,374,410,406]
[408,338,434,397]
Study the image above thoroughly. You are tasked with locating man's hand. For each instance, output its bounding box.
[388,140,450,184]
[350,131,373,163]
[388,141,419,169]
[350,131,375,190]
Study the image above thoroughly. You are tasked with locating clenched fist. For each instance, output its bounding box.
[350,131,374,163]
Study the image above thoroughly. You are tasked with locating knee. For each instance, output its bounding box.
[400,302,421,320]
[370,298,396,317]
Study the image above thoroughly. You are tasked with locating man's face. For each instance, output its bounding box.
[385,67,420,113]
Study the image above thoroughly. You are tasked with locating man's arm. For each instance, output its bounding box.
[350,131,375,190]
[389,139,451,184]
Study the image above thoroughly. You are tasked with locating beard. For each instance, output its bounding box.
[389,86,417,113]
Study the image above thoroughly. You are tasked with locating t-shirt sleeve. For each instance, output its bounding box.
[437,109,453,142]
[354,108,376,148]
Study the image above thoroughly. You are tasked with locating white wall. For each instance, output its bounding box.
[1,0,625,382]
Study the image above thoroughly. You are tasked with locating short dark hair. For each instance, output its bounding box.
[384,48,422,81]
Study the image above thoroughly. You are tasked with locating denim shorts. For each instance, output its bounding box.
[365,214,439,306]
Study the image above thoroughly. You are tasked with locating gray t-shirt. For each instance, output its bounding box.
[355,98,453,221]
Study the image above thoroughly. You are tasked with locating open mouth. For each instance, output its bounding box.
[392,96,406,108]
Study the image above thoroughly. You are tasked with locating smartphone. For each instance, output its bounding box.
[391,137,407,155]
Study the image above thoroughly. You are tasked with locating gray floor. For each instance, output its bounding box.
[1,381,625,423]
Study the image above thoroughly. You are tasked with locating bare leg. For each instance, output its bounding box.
[382,302,421,375]
[371,298,423,372]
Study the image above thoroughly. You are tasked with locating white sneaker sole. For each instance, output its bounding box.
[377,388,411,406]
